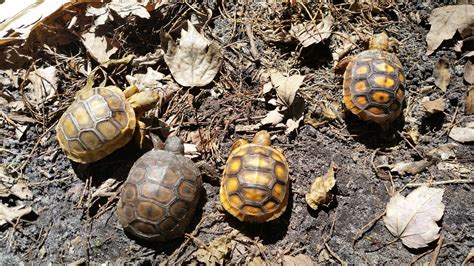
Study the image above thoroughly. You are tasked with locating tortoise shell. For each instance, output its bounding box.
[117,141,202,241]
[343,48,406,127]
[220,139,290,223]
[56,86,136,164]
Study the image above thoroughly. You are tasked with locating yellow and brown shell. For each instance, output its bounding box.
[56,86,136,164]
[343,48,406,127]
[220,142,290,223]
[117,146,202,241]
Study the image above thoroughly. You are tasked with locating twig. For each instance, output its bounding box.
[325,243,348,266]
[406,179,474,188]
[462,251,474,266]
[352,210,386,246]
[429,235,443,266]
[245,23,259,60]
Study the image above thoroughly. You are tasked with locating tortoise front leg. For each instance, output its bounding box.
[134,120,150,150]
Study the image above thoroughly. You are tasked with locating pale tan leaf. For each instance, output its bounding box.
[449,127,474,143]
[270,71,305,107]
[282,254,313,266]
[126,67,166,91]
[466,86,474,114]
[464,60,474,84]
[26,66,57,104]
[434,57,450,92]
[290,14,334,47]
[108,0,150,19]
[390,160,435,175]
[422,98,445,113]
[260,109,284,126]
[384,186,445,249]
[0,203,33,226]
[425,5,474,55]
[81,31,118,64]
[305,162,337,210]
[162,21,223,87]
[194,230,239,265]
[0,166,32,200]
[428,143,457,161]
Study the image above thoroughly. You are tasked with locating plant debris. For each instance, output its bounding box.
[433,57,451,92]
[305,162,337,210]
[384,186,445,249]
[449,126,474,143]
[289,14,334,48]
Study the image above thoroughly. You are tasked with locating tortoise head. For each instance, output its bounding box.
[369,32,389,51]
[128,89,161,116]
[164,136,185,155]
[252,130,271,146]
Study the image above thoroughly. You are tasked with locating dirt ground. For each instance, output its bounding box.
[0,1,473,264]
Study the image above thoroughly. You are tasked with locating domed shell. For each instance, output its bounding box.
[343,49,406,126]
[56,86,136,164]
[117,149,202,241]
[220,144,289,223]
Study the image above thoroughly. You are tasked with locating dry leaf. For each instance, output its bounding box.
[285,116,303,135]
[305,162,337,210]
[384,186,445,249]
[466,86,474,114]
[290,14,334,47]
[0,166,32,200]
[422,98,445,113]
[425,5,474,55]
[26,66,57,104]
[390,159,435,175]
[126,67,166,91]
[162,21,223,87]
[92,179,120,198]
[260,109,284,126]
[449,127,474,143]
[428,143,457,161]
[194,230,239,265]
[0,203,33,226]
[434,57,451,92]
[270,72,305,108]
[282,254,313,266]
[464,60,474,84]
[81,31,119,64]
[86,0,150,26]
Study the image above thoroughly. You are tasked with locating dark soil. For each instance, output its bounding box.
[1,1,472,264]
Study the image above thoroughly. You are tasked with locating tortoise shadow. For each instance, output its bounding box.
[224,184,293,245]
[344,111,405,149]
[123,186,208,253]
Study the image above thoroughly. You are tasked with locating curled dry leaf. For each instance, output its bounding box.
[449,127,474,143]
[270,71,305,108]
[425,5,474,55]
[162,21,223,87]
[422,98,445,114]
[260,108,284,126]
[86,0,150,26]
[384,186,445,249]
[282,254,313,266]
[305,162,337,210]
[81,31,119,64]
[0,166,32,200]
[434,57,450,92]
[289,14,334,48]
[26,66,57,104]
[428,143,457,161]
[464,60,474,84]
[126,67,166,91]
[91,178,120,198]
[466,86,474,114]
[0,203,33,226]
[390,159,435,175]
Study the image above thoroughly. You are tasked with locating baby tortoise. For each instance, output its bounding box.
[56,85,159,164]
[342,32,406,129]
[117,136,202,241]
[220,130,290,223]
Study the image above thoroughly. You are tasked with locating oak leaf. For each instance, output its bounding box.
[305,162,337,210]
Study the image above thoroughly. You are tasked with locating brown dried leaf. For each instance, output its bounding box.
[464,60,474,84]
[282,254,313,266]
[384,186,445,249]
[305,162,337,210]
[0,166,32,200]
[425,5,474,55]
[390,159,435,175]
[26,66,57,104]
[466,86,474,114]
[162,21,223,87]
[270,71,305,108]
[422,98,445,113]
[260,109,284,126]
[434,57,451,91]
[0,204,32,226]
[289,14,334,48]
[194,230,239,265]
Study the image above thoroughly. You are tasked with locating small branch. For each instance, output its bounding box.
[429,235,443,266]
[325,243,348,266]
[406,179,474,188]
[352,210,386,246]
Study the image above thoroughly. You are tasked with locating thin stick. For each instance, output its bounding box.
[429,235,443,266]
[325,243,348,266]
[352,210,386,246]
[406,179,474,188]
